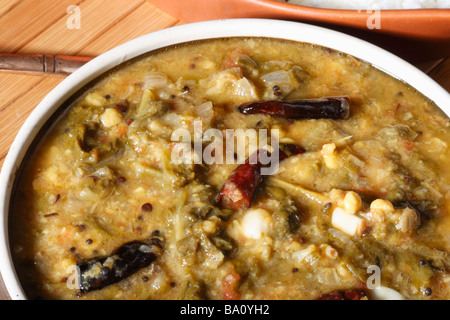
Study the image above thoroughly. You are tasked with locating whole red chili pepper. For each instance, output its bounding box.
[237,97,350,120]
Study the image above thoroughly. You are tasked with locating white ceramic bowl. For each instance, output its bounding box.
[1,18,449,300]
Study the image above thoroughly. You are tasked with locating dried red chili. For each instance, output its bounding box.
[237,97,350,120]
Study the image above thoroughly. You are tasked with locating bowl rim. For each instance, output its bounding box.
[0,18,449,300]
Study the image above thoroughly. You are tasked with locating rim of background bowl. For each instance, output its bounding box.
[0,18,449,300]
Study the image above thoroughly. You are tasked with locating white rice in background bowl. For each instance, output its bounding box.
[278,0,450,9]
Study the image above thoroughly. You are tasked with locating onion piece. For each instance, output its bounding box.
[261,69,297,93]
[234,77,258,99]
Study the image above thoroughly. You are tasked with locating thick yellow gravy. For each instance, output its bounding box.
[10,38,450,300]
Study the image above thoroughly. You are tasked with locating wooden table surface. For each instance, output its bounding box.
[0,0,448,300]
